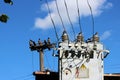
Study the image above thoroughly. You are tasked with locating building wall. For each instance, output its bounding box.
[104,76,120,80]
[34,72,59,80]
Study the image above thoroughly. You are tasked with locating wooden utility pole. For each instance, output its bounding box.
[29,38,54,72]
[29,38,59,80]
[39,50,44,71]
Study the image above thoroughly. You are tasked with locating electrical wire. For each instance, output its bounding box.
[54,0,66,31]
[76,0,82,33]
[52,50,56,71]
[45,0,59,42]
[32,53,34,72]
[63,0,76,40]
[12,74,33,80]
[23,76,34,80]
[44,52,52,70]
[105,64,120,69]
[87,0,95,40]
[105,64,120,67]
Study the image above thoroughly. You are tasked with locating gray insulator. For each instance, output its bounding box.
[77,32,84,42]
[93,32,99,42]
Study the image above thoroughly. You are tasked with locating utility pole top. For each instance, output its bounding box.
[29,38,55,71]
[29,38,55,52]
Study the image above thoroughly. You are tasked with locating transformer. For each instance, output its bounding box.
[58,31,109,80]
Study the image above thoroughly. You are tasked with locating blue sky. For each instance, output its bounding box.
[0,0,120,80]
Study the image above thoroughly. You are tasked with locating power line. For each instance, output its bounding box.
[87,0,95,39]
[32,53,34,72]
[44,52,52,70]
[23,76,34,80]
[12,74,33,80]
[63,0,76,40]
[54,0,66,31]
[52,50,56,71]
[76,0,82,33]
[44,0,59,42]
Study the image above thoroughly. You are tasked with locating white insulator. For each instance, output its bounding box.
[68,43,72,48]
[75,43,78,47]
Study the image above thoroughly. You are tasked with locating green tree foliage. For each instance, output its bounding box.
[0,0,13,23]
[4,0,13,5]
[0,14,9,23]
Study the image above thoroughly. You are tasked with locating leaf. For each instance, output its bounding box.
[0,14,9,23]
[4,0,13,5]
